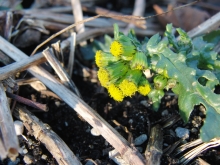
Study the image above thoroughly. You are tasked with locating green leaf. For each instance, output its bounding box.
[203,30,220,46]
[146,33,168,54]
[155,47,220,141]
[164,24,179,51]
[176,28,192,54]
[187,37,220,73]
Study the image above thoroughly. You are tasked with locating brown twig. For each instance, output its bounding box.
[6,91,48,112]
[124,0,146,33]
[14,106,82,165]
[0,53,46,81]
[82,5,146,29]
[42,48,81,98]
[0,83,19,161]
[71,0,85,33]
[31,0,200,55]
[67,32,76,78]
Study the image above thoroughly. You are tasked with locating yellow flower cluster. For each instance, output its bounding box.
[95,27,151,102]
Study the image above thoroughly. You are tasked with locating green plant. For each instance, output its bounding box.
[95,24,220,142]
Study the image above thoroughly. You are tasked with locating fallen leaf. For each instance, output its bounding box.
[153,4,210,31]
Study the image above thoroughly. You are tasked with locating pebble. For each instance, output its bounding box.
[109,149,129,165]
[41,154,47,160]
[91,128,101,136]
[125,101,131,107]
[23,155,34,164]
[128,119,133,124]
[161,110,169,116]
[55,101,61,107]
[175,127,190,139]
[134,134,147,145]
[14,120,24,136]
[163,143,169,147]
[140,100,150,108]
[23,149,28,154]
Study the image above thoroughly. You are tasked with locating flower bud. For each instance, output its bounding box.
[138,77,151,96]
[118,70,142,97]
[110,35,136,60]
[153,75,168,90]
[97,61,128,88]
[105,61,129,83]
[130,51,148,70]
[165,78,177,90]
[95,50,119,68]
[97,68,110,88]
[108,84,124,102]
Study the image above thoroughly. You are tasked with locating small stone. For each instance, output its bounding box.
[161,110,169,116]
[64,121,68,127]
[109,149,129,165]
[128,119,133,124]
[55,101,60,107]
[140,100,150,108]
[163,143,169,147]
[41,154,47,160]
[14,120,24,136]
[23,155,34,164]
[175,127,189,139]
[134,134,147,145]
[125,101,131,107]
[91,128,101,136]
[23,149,28,154]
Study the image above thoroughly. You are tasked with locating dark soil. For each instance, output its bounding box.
[2,72,220,165]
[1,1,220,165]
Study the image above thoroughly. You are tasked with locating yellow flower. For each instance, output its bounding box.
[97,68,110,88]
[110,35,136,60]
[138,84,151,96]
[138,77,151,96]
[119,79,138,97]
[130,51,148,70]
[118,69,142,97]
[95,50,118,68]
[105,61,129,83]
[110,41,122,57]
[108,84,124,102]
